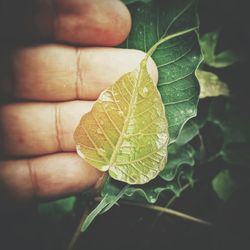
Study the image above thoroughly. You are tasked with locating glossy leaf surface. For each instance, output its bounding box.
[74,59,169,184]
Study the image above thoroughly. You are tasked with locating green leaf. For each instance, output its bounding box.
[212,169,239,201]
[124,0,202,142]
[74,59,169,185]
[197,69,229,99]
[38,196,76,218]
[200,31,239,68]
[160,143,195,181]
[81,185,129,232]
[175,113,207,146]
[102,165,194,204]
[208,98,250,165]
[208,98,250,145]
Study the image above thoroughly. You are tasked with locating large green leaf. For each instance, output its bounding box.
[123,0,202,142]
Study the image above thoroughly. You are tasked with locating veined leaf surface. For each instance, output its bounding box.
[74,59,169,184]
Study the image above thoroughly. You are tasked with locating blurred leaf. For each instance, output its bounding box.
[200,31,239,68]
[212,169,239,201]
[222,143,250,166]
[208,98,250,165]
[197,69,229,98]
[38,196,76,219]
[208,98,250,145]
[160,144,195,181]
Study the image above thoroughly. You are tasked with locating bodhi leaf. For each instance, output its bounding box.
[74,58,169,185]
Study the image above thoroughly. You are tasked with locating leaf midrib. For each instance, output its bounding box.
[109,60,147,167]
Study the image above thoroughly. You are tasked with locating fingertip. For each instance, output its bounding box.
[109,0,132,45]
[54,0,132,46]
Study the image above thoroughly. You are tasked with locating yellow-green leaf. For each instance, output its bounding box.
[197,69,230,99]
[74,59,169,184]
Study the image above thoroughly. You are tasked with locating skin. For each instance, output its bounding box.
[0,0,158,203]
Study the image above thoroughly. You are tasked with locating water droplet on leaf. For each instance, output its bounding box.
[96,128,102,134]
[118,110,124,116]
[139,86,149,98]
[97,148,106,157]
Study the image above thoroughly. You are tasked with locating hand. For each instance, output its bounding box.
[0,0,158,202]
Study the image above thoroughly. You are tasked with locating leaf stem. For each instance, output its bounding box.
[67,203,92,250]
[94,196,211,226]
[123,200,211,226]
[145,27,199,60]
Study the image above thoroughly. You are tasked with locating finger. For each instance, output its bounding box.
[0,153,104,201]
[0,101,93,157]
[0,0,131,46]
[1,45,158,101]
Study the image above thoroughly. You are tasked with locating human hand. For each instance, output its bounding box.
[0,0,158,202]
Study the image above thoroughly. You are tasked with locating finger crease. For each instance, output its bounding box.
[55,103,63,151]
[27,159,38,199]
[75,48,83,99]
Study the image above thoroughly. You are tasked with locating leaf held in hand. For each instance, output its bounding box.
[74,59,169,185]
